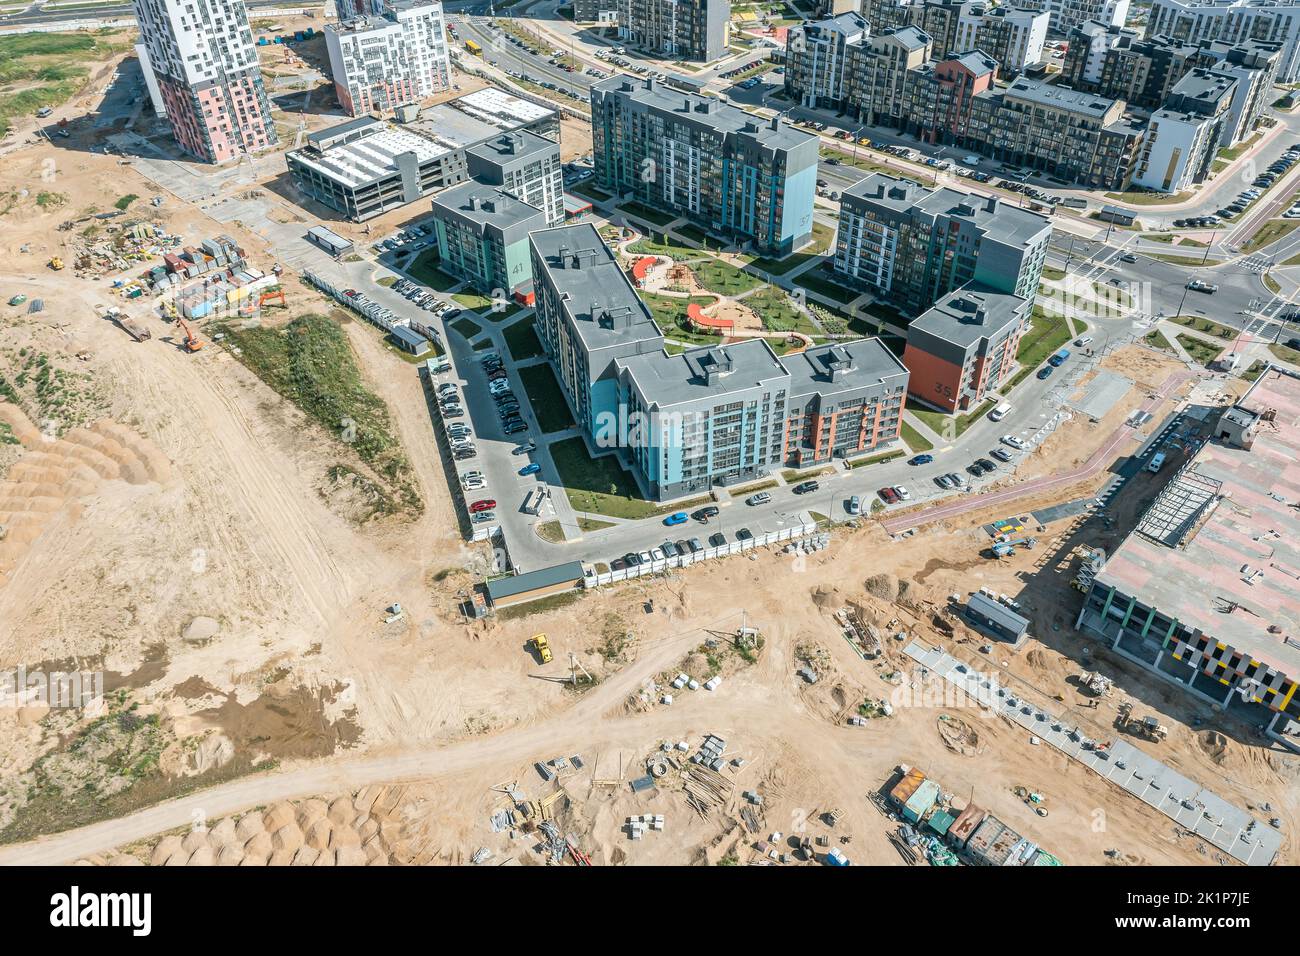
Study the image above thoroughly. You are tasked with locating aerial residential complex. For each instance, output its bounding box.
[1005,0,1130,33]
[1145,0,1300,82]
[1076,366,1300,753]
[528,223,909,499]
[325,0,451,116]
[833,173,1051,317]
[618,0,729,62]
[130,0,278,162]
[952,5,1050,75]
[1133,68,1238,192]
[286,90,558,220]
[590,76,819,256]
[430,183,547,301]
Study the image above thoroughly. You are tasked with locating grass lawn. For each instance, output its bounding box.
[579,516,615,532]
[482,302,527,323]
[1269,342,1300,364]
[1145,328,1174,350]
[686,257,762,295]
[1264,273,1281,295]
[449,316,482,339]
[748,220,836,276]
[1041,265,1067,281]
[676,224,712,245]
[900,420,933,453]
[1240,219,1300,254]
[406,250,459,291]
[517,363,575,433]
[847,449,905,468]
[535,520,565,543]
[628,234,699,260]
[0,31,133,135]
[1146,252,1222,267]
[637,290,720,342]
[617,201,678,227]
[1176,333,1225,367]
[549,436,661,519]
[744,287,818,335]
[572,180,611,203]
[906,398,995,440]
[453,289,495,311]
[1003,306,1077,391]
[503,316,545,361]
[794,270,860,305]
[1217,132,1261,162]
[1103,189,1193,205]
[1169,314,1239,341]
[1241,360,1268,383]
[782,466,833,483]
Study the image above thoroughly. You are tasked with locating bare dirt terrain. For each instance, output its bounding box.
[0,36,1293,867]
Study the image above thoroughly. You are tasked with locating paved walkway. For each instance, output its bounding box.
[879,369,1193,535]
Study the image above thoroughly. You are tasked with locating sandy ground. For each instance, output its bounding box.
[0,39,1294,865]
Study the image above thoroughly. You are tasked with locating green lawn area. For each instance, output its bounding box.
[1176,333,1225,367]
[1264,273,1281,295]
[744,287,818,335]
[1169,314,1239,341]
[453,289,495,311]
[481,302,527,323]
[906,398,996,440]
[676,224,712,245]
[617,201,678,227]
[900,420,933,453]
[1217,132,1261,162]
[1003,306,1078,391]
[628,234,699,260]
[549,436,661,519]
[782,466,833,483]
[847,449,905,468]
[449,316,482,339]
[1103,189,1193,206]
[1144,328,1173,350]
[794,270,860,305]
[406,250,460,291]
[503,316,545,361]
[1241,360,1268,383]
[571,180,611,203]
[517,363,576,433]
[637,290,721,344]
[1240,219,1300,254]
[1041,265,1067,281]
[748,220,837,276]
[1145,252,1222,267]
[1269,342,1300,365]
[688,257,762,296]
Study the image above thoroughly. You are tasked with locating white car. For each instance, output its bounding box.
[1000,435,1027,449]
[893,485,911,501]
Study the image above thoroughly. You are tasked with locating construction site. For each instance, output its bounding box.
[0,19,1295,873]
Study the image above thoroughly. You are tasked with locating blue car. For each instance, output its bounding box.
[908,454,934,466]
[663,512,689,526]
[1036,365,1054,380]
[519,463,541,476]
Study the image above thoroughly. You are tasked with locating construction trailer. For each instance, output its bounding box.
[964,590,1030,647]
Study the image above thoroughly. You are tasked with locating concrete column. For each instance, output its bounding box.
[1223,682,1236,708]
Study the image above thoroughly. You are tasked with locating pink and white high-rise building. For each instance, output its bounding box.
[325,0,451,116]
[131,0,279,162]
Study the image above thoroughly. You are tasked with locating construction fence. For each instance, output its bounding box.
[583,521,822,588]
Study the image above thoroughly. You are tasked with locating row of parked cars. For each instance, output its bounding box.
[373,224,433,255]
[612,527,758,570]
[393,277,455,316]
[481,351,529,438]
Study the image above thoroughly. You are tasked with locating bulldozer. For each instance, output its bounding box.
[1116,702,1168,742]
[48,257,64,271]
[529,633,552,664]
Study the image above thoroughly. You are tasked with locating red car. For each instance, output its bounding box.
[877,487,900,504]
[469,499,496,513]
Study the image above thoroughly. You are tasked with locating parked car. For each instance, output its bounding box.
[471,511,496,524]
[692,506,720,522]
[792,480,819,495]
[519,462,541,476]
[512,441,536,455]
[990,448,1014,463]
[708,532,727,547]
[975,458,996,473]
[878,487,900,504]
[663,511,689,526]
[935,474,955,489]
[908,454,934,466]
[1001,435,1026,449]
[736,528,753,541]
[469,499,497,513]
[745,492,771,506]
[846,495,861,515]
[1036,366,1054,380]
[892,485,911,501]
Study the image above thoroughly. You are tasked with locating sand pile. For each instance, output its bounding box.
[0,406,172,582]
[88,785,412,866]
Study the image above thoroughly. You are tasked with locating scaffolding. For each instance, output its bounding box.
[1135,467,1222,548]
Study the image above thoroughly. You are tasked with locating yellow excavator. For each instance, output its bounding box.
[48,257,64,271]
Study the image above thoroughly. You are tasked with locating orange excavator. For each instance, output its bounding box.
[258,288,287,309]
[176,317,202,353]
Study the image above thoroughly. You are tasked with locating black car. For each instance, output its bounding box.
[792,480,820,494]
[934,475,954,489]
[975,457,996,472]
[692,506,720,522]
[736,528,753,541]
[504,423,529,435]
[708,532,727,547]
[990,448,1013,463]
[686,537,703,553]
[967,463,984,477]
[661,541,680,558]
[1286,337,1300,350]
[624,552,642,566]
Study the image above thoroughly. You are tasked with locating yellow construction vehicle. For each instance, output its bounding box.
[48,257,64,271]
[529,633,552,664]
